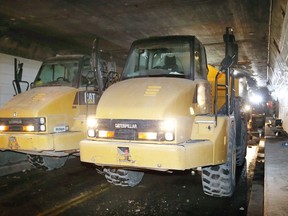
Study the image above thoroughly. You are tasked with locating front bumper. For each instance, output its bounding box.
[80,139,214,171]
[0,131,84,155]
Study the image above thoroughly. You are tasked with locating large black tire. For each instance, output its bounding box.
[201,122,236,197]
[236,118,247,166]
[235,97,248,166]
[103,168,144,187]
[27,155,68,171]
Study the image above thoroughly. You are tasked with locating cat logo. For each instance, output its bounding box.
[73,91,98,105]
[85,92,97,104]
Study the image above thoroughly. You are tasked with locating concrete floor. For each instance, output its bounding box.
[247,139,264,216]
[2,125,288,215]
[247,123,288,216]
[0,147,258,216]
[264,136,288,216]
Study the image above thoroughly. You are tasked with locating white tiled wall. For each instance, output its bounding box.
[270,2,288,131]
[0,53,41,107]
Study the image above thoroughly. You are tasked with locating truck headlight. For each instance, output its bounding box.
[98,130,115,138]
[0,125,8,132]
[39,117,46,132]
[243,104,251,112]
[87,117,98,138]
[138,132,157,140]
[160,119,175,141]
[39,117,46,124]
[161,119,175,131]
[87,117,97,128]
[88,129,96,137]
[40,125,46,131]
[23,125,35,132]
[249,93,263,104]
[164,132,174,141]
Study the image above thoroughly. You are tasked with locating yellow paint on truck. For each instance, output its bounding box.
[79,29,247,198]
[80,77,228,169]
[0,86,86,153]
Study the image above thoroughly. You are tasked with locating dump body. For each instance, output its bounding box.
[208,64,248,112]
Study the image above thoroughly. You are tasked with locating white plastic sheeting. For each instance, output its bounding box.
[0,53,41,107]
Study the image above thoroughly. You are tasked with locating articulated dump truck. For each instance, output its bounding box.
[80,28,248,197]
[0,39,118,170]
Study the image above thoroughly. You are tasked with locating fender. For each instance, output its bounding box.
[191,115,233,165]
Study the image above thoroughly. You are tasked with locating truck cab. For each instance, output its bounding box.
[120,36,211,115]
[123,36,208,80]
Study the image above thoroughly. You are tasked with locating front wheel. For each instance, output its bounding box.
[236,118,247,166]
[201,123,236,197]
[103,168,144,187]
[27,155,68,171]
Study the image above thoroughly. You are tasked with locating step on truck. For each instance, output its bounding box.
[80,28,248,197]
[0,39,118,170]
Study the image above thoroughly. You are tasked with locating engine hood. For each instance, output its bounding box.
[0,86,78,118]
[97,77,199,119]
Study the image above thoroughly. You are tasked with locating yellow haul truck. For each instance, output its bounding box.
[80,28,247,197]
[0,39,116,170]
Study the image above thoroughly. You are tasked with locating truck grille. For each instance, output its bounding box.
[8,125,23,131]
[97,119,163,141]
[0,117,43,132]
[115,129,138,140]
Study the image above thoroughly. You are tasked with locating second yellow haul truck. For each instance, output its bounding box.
[80,28,247,197]
[0,39,117,170]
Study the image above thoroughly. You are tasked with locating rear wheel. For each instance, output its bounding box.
[103,168,144,187]
[235,98,248,166]
[27,155,68,170]
[201,122,236,197]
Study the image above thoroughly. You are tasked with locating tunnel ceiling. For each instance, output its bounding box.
[0,0,270,86]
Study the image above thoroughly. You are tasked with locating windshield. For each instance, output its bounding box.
[34,58,84,87]
[122,39,191,80]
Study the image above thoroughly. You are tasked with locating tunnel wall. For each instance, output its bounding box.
[268,0,288,131]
